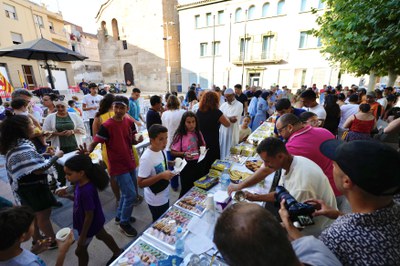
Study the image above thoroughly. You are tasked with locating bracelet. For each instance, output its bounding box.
[183,152,186,157]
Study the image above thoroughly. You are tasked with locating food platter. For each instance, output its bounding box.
[229,169,252,184]
[144,207,194,250]
[245,159,263,172]
[111,238,169,266]
[174,187,208,217]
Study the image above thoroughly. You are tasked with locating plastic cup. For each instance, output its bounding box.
[55,227,71,241]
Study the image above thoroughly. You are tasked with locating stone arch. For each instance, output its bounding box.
[111,18,120,41]
[124,63,134,85]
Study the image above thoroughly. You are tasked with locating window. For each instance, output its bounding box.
[277,0,285,15]
[200,43,208,56]
[300,0,308,12]
[299,31,308,48]
[122,40,128,50]
[248,5,255,19]
[195,15,200,28]
[11,32,23,45]
[34,15,44,28]
[4,4,17,20]
[235,8,242,22]
[22,65,36,89]
[240,37,250,60]
[262,3,270,17]
[212,41,220,55]
[49,21,55,32]
[299,31,321,48]
[317,37,322,47]
[217,11,224,25]
[262,36,273,59]
[206,13,212,26]
[318,0,325,9]
[111,18,120,41]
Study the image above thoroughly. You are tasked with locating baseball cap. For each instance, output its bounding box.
[320,139,400,196]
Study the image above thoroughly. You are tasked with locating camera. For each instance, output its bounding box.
[275,186,315,227]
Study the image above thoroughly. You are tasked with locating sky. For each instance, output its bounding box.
[31,0,103,34]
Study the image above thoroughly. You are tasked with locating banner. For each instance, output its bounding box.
[0,72,14,94]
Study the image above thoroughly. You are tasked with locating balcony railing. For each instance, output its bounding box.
[233,51,288,65]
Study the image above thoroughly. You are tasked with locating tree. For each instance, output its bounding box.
[313,0,400,87]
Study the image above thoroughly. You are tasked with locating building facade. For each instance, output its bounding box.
[64,21,103,84]
[177,0,363,91]
[0,0,74,92]
[95,0,182,93]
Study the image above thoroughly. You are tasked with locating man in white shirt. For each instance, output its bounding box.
[338,94,359,138]
[82,83,103,136]
[219,88,243,159]
[229,137,337,237]
[300,89,327,126]
[375,89,388,110]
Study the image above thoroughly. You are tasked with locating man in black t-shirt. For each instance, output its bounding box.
[234,84,248,116]
[146,95,163,131]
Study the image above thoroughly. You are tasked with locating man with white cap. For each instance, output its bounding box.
[219,88,243,159]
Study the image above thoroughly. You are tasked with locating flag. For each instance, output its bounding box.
[0,72,14,94]
[17,70,28,89]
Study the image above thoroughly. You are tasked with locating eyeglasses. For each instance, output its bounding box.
[277,124,289,133]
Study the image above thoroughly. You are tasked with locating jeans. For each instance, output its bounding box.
[115,171,137,224]
[148,201,169,222]
[167,151,179,189]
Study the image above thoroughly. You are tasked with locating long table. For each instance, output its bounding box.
[110,159,275,266]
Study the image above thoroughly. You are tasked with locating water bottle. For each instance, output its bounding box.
[220,168,230,191]
[175,226,185,257]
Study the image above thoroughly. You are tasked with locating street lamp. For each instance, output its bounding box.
[162,21,174,93]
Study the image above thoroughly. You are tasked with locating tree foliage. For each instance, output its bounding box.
[313,0,400,77]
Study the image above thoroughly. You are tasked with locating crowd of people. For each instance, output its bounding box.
[0,81,399,266]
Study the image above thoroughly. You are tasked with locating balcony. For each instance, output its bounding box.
[232,51,288,65]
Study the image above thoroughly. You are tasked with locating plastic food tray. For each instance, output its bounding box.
[144,206,194,250]
[173,187,208,217]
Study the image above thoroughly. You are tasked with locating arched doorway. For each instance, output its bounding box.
[124,63,134,85]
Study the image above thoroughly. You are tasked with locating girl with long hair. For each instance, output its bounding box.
[171,111,208,197]
[57,155,122,266]
[0,113,63,249]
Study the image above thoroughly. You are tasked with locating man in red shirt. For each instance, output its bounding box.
[80,96,143,237]
[276,113,349,212]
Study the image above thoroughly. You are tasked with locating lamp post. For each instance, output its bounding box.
[241,9,248,88]
[163,21,174,93]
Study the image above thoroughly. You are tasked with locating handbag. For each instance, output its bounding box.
[149,151,170,194]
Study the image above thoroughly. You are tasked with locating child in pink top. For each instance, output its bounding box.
[171,112,208,197]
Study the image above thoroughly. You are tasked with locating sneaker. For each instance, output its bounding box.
[133,195,144,206]
[119,223,137,237]
[115,216,136,225]
[48,241,58,250]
